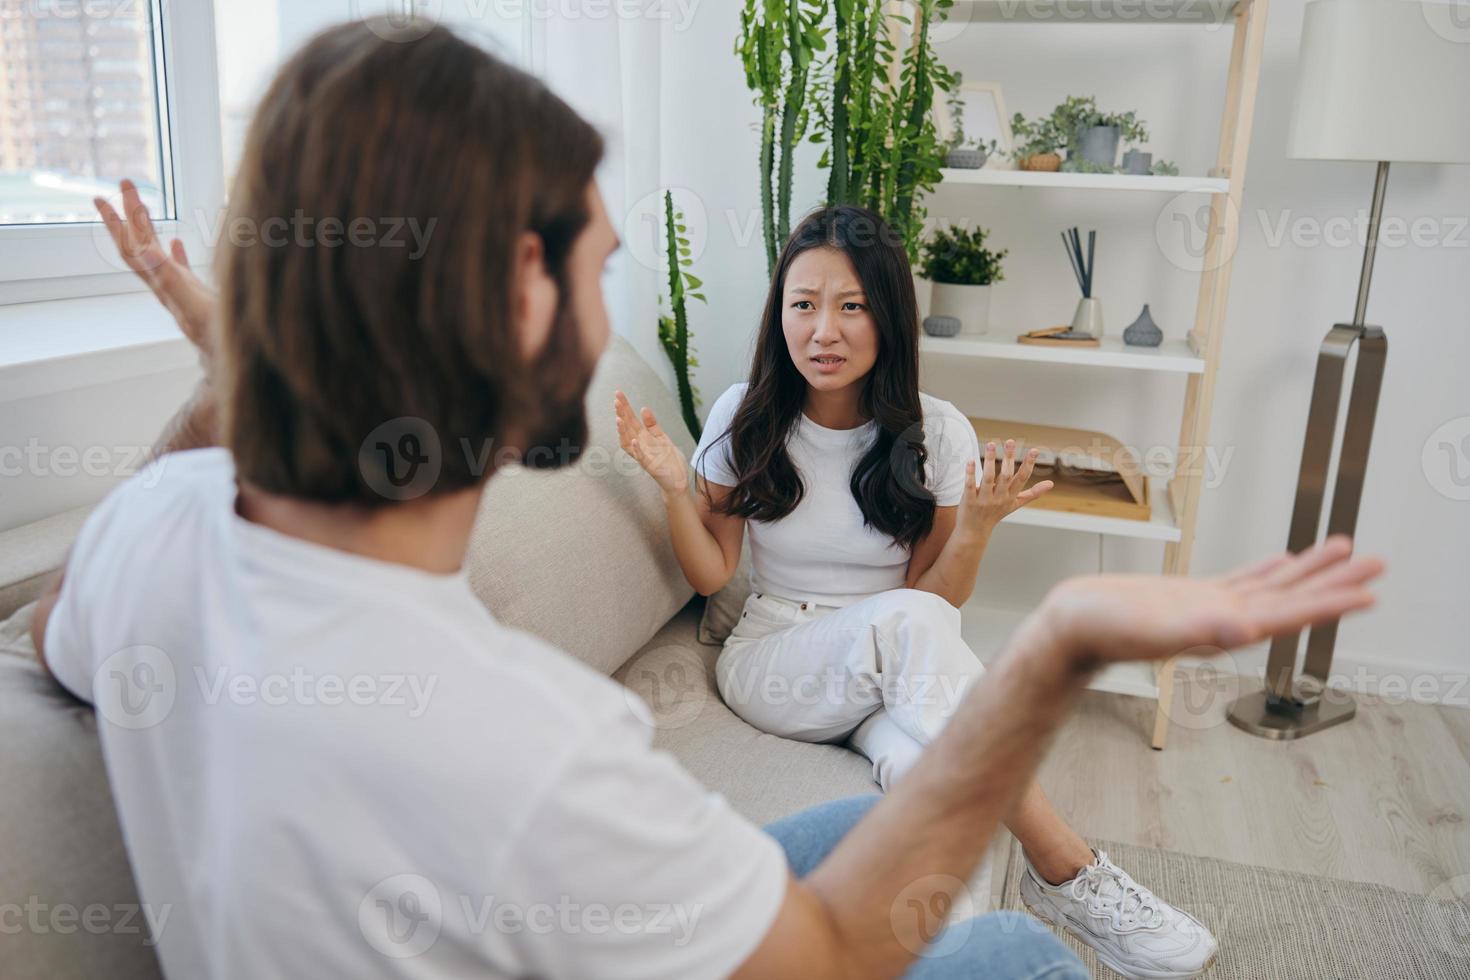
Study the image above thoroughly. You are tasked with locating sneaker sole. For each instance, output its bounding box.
[1021,896,1218,980]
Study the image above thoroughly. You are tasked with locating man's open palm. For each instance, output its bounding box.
[95,179,217,355]
[1043,535,1383,666]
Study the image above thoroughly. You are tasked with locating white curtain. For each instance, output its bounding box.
[531,12,670,382]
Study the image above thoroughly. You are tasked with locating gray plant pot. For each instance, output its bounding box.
[923,315,962,337]
[945,147,989,169]
[1077,125,1120,169]
[1121,148,1153,175]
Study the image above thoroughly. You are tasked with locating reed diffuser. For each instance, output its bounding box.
[1062,226,1103,338]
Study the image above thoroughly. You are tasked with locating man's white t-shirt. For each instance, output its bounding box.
[692,383,980,605]
[44,449,788,980]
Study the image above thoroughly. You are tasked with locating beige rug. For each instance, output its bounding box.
[1000,838,1470,979]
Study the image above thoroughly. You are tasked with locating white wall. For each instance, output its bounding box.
[656,3,1469,700]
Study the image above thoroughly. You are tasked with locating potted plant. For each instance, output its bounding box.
[919,224,1007,336]
[1049,95,1149,171]
[1008,111,1063,171]
[941,82,997,169]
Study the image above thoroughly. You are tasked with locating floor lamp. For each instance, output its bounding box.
[1228,0,1470,740]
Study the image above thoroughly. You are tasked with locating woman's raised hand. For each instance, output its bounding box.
[94,179,217,356]
[614,390,689,494]
[957,439,1054,535]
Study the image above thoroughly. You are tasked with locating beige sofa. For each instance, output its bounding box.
[0,337,886,980]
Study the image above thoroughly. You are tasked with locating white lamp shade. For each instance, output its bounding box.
[1288,0,1470,164]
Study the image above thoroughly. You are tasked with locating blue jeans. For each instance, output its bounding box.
[764,796,1088,980]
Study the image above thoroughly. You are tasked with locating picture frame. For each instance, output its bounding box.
[934,82,1016,170]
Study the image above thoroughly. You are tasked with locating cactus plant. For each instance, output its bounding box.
[657,192,705,440]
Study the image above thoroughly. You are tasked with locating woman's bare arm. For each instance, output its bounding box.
[614,392,745,595]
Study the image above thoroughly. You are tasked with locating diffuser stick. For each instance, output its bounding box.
[1085,230,1095,298]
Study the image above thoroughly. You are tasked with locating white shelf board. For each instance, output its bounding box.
[920,332,1205,374]
[957,602,1160,699]
[947,0,1242,26]
[939,168,1229,194]
[1000,478,1181,542]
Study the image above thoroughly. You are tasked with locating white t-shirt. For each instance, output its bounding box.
[692,383,980,605]
[45,449,787,980]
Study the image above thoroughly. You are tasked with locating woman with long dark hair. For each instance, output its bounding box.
[616,206,1218,980]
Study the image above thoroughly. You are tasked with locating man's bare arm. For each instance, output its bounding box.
[736,537,1384,980]
[32,181,220,671]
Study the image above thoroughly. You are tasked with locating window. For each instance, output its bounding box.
[0,0,221,296]
[0,0,170,226]
[0,1,527,301]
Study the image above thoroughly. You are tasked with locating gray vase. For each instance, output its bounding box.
[923,315,962,337]
[1123,304,1164,347]
[1077,125,1120,169]
[945,147,988,169]
[1121,148,1153,175]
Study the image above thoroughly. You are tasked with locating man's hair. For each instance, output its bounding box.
[214,20,603,503]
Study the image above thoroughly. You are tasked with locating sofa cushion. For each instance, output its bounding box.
[0,605,163,980]
[463,336,696,676]
[617,601,879,824]
[697,545,752,647]
[618,602,996,905]
[0,506,94,621]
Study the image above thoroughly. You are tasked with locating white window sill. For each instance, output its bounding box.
[0,293,200,403]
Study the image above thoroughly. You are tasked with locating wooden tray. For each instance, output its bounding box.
[966,417,1150,522]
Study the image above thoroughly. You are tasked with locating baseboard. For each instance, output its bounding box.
[1172,643,1470,710]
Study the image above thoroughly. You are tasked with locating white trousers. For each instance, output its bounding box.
[717,588,986,793]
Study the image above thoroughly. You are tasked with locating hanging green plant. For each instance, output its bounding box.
[657,191,705,440]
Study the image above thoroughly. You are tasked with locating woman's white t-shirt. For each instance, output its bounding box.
[692,383,980,606]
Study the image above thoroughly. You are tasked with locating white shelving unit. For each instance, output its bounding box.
[920,332,1205,374]
[903,0,1271,747]
[948,0,1243,25]
[938,167,1228,194]
[1001,478,1182,542]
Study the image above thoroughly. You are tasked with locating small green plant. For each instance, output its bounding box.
[1060,157,1116,174]
[1048,94,1149,150]
[919,224,1007,286]
[1151,159,1180,176]
[657,191,704,440]
[1007,111,1064,159]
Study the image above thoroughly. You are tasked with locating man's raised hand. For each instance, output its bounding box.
[95,179,217,355]
[1039,535,1383,668]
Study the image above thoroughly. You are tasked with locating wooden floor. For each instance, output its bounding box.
[1025,677,1470,898]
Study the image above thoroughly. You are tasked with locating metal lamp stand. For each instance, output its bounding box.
[1227,161,1390,740]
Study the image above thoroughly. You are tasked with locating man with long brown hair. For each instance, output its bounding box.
[30,20,1381,980]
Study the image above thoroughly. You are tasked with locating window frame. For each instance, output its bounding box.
[0,0,225,305]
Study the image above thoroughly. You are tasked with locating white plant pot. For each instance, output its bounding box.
[928,282,992,336]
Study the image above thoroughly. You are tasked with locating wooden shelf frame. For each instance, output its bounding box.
[906,0,1272,747]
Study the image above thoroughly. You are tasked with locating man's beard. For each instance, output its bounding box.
[515,297,595,472]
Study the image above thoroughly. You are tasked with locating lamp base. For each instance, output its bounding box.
[1226,683,1357,741]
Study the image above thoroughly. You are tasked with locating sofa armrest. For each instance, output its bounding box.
[0,507,93,621]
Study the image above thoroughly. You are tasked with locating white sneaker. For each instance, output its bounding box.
[1019,849,1218,980]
